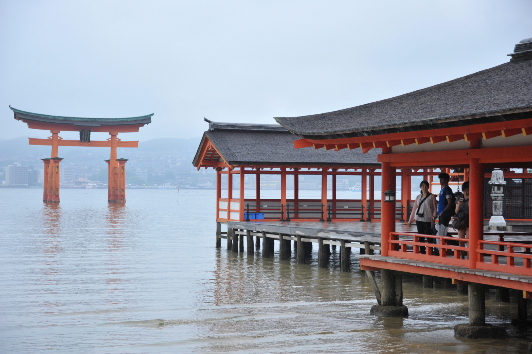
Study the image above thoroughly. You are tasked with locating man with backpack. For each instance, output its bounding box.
[436,172,455,236]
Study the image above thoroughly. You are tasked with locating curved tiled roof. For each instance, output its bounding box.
[192,121,380,167]
[10,106,153,126]
[275,59,532,140]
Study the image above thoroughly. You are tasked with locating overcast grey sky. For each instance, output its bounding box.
[1,1,531,142]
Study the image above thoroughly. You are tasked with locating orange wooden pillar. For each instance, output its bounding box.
[469,158,484,269]
[321,168,328,221]
[331,169,337,221]
[227,168,233,220]
[105,160,113,201]
[368,169,375,221]
[401,168,411,222]
[116,158,128,203]
[51,130,59,158]
[280,167,287,220]
[107,132,119,202]
[42,157,62,203]
[50,157,62,203]
[216,168,222,220]
[239,167,245,221]
[361,168,367,221]
[40,130,63,203]
[381,151,396,256]
[41,158,51,202]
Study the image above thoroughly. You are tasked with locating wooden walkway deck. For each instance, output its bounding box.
[225,220,414,249]
[220,220,532,291]
[220,220,410,270]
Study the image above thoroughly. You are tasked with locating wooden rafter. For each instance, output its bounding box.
[196,138,228,169]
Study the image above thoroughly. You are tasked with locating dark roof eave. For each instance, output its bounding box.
[278,108,532,140]
[224,160,381,167]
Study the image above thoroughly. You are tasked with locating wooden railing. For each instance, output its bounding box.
[388,232,470,267]
[477,240,532,276]
[388,231,532,277]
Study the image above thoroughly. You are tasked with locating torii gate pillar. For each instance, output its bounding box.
[41,157,63,203]
[106,156,128,203]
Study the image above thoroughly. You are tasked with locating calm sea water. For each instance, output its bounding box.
[1,188,531,353]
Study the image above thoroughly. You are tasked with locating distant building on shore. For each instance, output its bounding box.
[3,164,41,187]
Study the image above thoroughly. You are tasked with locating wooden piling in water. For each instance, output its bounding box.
[216,222,222,248]
[227,228,233,250]
[296,235,305,264]
[468,283,485,326]
[231,229,239,253]
[304,241,312,259]
[340,240,350,272]
[518,295,528,323]
[381,269,398,306]
[364,241,373,255]
[495,288,510,302]
[239,231,244,253]
[246,230,254,254]
[422,276,433,288]
[262,232,273,258]
[318,238,328,268]
[456,283,468,295]
[279,234,291,260]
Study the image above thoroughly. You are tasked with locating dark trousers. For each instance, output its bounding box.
[416,221,436,244]
[416,220,438,254]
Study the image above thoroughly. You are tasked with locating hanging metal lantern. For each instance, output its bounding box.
[384,189,396,203]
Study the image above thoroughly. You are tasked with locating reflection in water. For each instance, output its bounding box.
[105,203,127,305]
[41,203,62,313]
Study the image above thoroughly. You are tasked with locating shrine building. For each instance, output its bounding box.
[274,37,532,336]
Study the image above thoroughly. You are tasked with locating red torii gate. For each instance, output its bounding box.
[11,107,152,203]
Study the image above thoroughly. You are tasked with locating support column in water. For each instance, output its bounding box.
[454,282,507,338]
[369,269,408,317]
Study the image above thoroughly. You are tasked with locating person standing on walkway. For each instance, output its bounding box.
[407,180,437,253]
[454,181,470,238]
[436,172,455,236]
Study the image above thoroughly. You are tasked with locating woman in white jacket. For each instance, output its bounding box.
[407,180,437,253]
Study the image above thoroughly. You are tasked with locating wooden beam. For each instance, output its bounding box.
[360,258,532,293]
[29,138,138,148]
[290,117,532,147]
[23,121,144,132]
[379,144,532,166]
